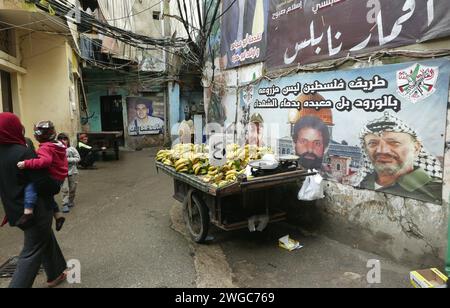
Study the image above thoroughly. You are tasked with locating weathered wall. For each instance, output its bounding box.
[84,77,167,150]
[18,31,79,144]
[287,179,449,267]
[133,0,166,72]
[0,25,80,143]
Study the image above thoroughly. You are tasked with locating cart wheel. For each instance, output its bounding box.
[183,191,209,243]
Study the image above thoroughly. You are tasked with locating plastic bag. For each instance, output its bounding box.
[298,171,325,201]
[248,215,269,232]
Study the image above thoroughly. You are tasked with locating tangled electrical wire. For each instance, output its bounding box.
[25,0,200,73]
[28,0,187,48]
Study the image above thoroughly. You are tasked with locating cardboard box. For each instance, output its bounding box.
[410,268,448,288]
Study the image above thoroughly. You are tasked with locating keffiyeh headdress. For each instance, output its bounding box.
[353,112,442,186]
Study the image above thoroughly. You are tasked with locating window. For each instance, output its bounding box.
[153,11,161,20]
[0,26,14,56]
[1,70,13,113]
[336,163,341,171]
[80,0,99,11]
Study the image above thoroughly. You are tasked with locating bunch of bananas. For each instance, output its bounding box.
[201,160,246,187]
[225,144,274,161]
[191,153,209,175]
[172,153,209,174]
[156,150,175,166]
[174,158,190,173]
[156,143,272,187]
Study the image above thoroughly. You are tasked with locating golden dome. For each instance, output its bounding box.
[291,93,334,126]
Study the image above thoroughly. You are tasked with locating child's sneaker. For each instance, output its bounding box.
[55,217,65,232]
[62,205,70,213]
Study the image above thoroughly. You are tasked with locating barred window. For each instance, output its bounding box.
[0,27,10,54]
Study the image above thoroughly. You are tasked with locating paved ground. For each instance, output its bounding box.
[0,149,413,288]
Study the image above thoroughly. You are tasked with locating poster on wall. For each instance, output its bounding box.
[126,97,164,136]
[220,0,269,69]
[267,0,450,70]
[241,59,450,204]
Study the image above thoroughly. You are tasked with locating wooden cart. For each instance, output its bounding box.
[77,131,123,160]
[156,162,314,243]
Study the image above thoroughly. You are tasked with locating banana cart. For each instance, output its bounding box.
[156,160,314,243]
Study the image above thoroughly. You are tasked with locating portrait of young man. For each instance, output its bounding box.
[128,101,164,136]
[292,116,330,170]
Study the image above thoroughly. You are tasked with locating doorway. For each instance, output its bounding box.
[100,95,124,144]
[1,70,13,113]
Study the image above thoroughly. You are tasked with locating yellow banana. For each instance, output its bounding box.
[176,164,188,172]
[225,175,236,181]
[208,170,218,176]
[194,164,202,175]
[213,174,224,182]
[218,181,228,187]
[226,170,237,176]
[175,158,189,168]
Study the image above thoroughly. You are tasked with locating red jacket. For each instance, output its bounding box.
[24,141,68,181]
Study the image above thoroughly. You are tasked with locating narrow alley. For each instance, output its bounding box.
[1,150,411,288]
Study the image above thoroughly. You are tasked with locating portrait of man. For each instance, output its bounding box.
[293,116,330,170]
[355,113,442,204]
[128,100,164,136]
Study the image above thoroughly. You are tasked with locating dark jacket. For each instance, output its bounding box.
[360,168,442,204]
[0,144,58,226]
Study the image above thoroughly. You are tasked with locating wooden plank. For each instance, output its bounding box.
[244,169,313,184]
[240,173,315,190]
[157,162,314,196]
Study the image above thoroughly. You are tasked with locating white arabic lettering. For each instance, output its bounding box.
[377,0,415,46]
[327,26,342,56]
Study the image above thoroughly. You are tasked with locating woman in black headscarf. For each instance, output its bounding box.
[0,112,67,288]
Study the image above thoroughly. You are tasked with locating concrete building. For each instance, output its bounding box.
[0,0,82,144]
[76,0,204,149]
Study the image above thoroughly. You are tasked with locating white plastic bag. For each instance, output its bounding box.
[298,171,325,201]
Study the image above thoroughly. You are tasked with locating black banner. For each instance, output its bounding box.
[267,0,450,70]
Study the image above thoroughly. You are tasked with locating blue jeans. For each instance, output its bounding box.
[24,179,64,213]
